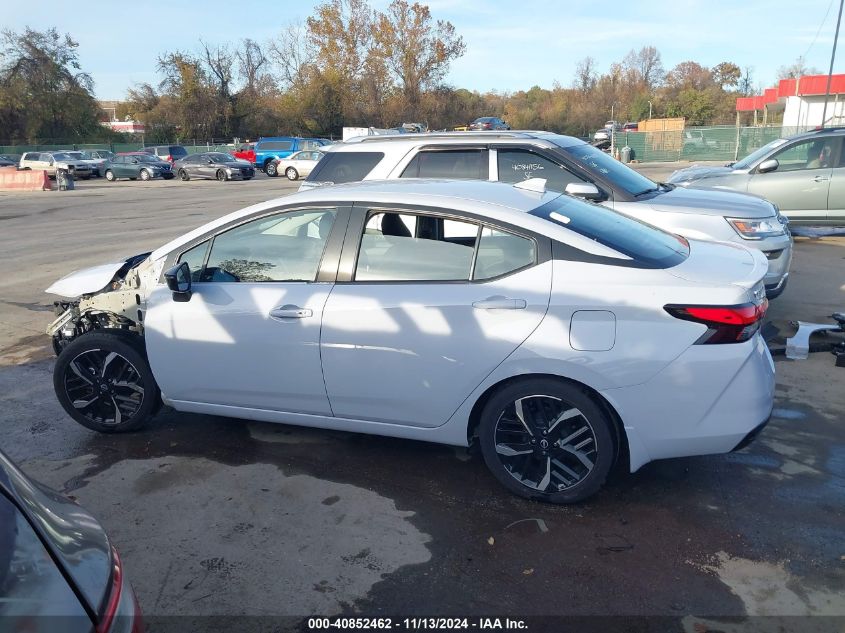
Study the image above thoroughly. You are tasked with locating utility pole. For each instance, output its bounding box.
[648,100,653,119]
[821,0,844,127]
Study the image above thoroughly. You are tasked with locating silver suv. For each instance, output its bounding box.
[301,131,793,298]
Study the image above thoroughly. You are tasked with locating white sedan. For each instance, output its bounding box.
[273,150,325,181]
[45,179,774,503]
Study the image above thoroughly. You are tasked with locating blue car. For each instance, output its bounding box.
[255,137,331,176]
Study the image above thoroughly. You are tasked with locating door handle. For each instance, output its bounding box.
[269,305,313,319]
[472,296,527,310]
[813,176,830,182]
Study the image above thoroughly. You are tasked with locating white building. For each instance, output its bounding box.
[737,74,845,128]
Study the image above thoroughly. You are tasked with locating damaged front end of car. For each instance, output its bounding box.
[45,252,164,355]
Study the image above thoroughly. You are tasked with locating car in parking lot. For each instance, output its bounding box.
[254,137,331,176]
[0,449,142,631]
[668,127,845,225]
[44,179,773,504]
[140,145,188,163]
[173,152,256,182]
[593,128,611,141]
[272,150,325,180]
[300,131,793,298]
[469,117,510,131]
[104,152,174,181]
[18,151,93,179]
[0,154,19,167]
[63,150,106,177]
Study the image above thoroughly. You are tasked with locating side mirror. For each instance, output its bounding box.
[207,159,214,164]
[132,159,139,164]
[164,262,192,302]
[565,182,604,201]
[757,158,778,174]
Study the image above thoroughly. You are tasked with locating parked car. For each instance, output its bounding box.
[0,449,142,631]
[44,179,773,504]
[669,128,845,225]
[233,143,256,164]
[303,132,792,298]
[19,151,92,179]
[140,145,188,163]
[63,150,106,177]
[273,150,325,180]
[0,153,21,164]
[0,155,16,167]
[254,137,332,176]
[88,149,115,162]
[173,152,256,181]
[469,117,510,131]
[622,122,639,132]
[593,128,611,142]
[104,153,174,181]
[682,130,723,154]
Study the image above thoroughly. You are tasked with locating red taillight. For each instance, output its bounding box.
[665,301,768,344]
[166,155,173,162]
[97,547,123,633]
[484,122,492,129]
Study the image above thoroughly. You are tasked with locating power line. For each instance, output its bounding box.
[804,0,836,60]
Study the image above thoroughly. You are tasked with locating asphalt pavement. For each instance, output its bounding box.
[0,169,843,632]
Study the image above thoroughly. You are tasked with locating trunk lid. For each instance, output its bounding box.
[667,238,768,294]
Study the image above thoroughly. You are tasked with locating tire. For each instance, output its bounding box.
[53,331,160,433]
[178,169,190,181]
[139,169,151,181]
[478,377,616,504]
[285,167,299,181]
[216,169,228,182]
[265,160,278,177]
[105,170,115,181]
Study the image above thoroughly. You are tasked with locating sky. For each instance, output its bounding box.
[3,0,843,100]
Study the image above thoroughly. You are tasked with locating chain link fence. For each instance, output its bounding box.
[612,125,816,163]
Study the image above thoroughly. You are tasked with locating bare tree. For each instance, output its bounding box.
[573,57,597,92]
[777,56,821,80]
[622,46,664,90]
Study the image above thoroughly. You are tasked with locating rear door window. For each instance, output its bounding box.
[497,149,584,192]
[306,152,384,184]
[401,150,488,180]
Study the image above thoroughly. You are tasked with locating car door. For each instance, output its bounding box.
[826,139,845,221]
[747,137,838,222]
[320,205,552,428]
[145,206,349,414]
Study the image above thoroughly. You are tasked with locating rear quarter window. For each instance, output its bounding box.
[531,196,689,268]
[306,152,384,183]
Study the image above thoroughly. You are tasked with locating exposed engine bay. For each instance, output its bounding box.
[46,252,164,354]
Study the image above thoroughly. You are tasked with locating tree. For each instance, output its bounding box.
[372,0,465,118]
[712,62,741,89]
[777,56,821,80]
[573,57,597,92]
[622,46,664,90]
[739,66,754,95]
[0,27,106,142]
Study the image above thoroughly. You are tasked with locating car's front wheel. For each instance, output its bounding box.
[53,331,160,433]
[479,377,616,503]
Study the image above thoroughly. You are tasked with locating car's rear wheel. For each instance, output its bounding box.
[265,160,278,177]
[285,167,299,180]
[105,170,115,181]
[216,169,227,182]
[139,169,151,181]
[53,331,160,433]
[178,168,190,181]
[478,377,615,503]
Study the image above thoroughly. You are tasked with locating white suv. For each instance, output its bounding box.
[301,131,793,298]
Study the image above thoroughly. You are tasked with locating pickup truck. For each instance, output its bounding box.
[250,137,332,176]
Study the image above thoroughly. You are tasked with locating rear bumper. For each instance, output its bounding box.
[601,334,775,471]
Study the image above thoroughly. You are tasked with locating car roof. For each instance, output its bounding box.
[330,130,584,150]
[787,127,845,141]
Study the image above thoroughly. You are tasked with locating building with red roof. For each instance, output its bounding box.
[736,74,845,127]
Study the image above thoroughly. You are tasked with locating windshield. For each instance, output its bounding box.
[51,153,71,160]
[531,195,689,268]
[732,138,788,169]
[557,142,659,196]
[207,152,235,161]
[66,152,83,159]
